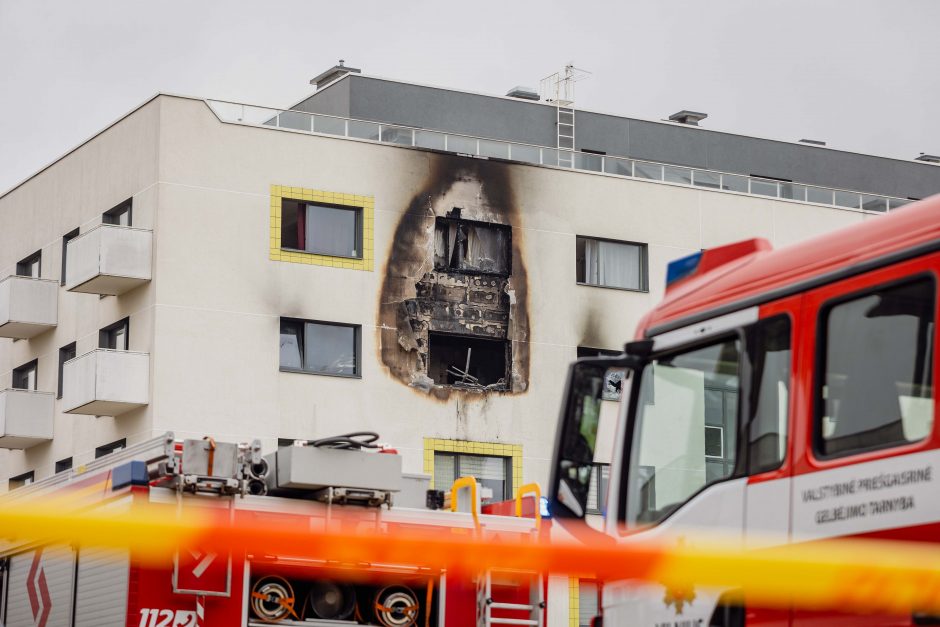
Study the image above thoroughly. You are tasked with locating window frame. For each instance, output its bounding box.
[280,198,364,260]
[12,359,38,391]
[279,317,362,379]
[9,471,34,490]
[812,273,936,461]
[575,235,649,293]
[433,451,513,501]
[99,317,130,351]
[55,458,73,474]
[58,342,77,399]
[61,228,80,286]
[433,215,513,277]
[95,438,127,459]
[15,250,41,278]
[102,199,132,226]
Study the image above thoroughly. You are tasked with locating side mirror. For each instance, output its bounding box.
[549,354,641,519]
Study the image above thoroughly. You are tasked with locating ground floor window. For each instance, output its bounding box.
[433,452,512,502]
[577,580,600,627]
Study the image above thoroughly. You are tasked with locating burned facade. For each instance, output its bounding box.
[378,156,529,398]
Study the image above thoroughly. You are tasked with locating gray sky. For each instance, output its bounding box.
[1,0,938,194]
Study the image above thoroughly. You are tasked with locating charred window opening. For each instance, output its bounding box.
[434,216,511,276]
[428,332,508,388]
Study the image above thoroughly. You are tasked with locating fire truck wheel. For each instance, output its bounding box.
[373,585,420,627]
[250,576,295,622]
[307,581,356,620]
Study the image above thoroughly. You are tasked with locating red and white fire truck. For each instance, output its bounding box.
[0,432,546,627]
[549,196,940,626]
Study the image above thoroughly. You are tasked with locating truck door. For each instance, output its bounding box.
[743,302,799,627]
[791,255,939,626]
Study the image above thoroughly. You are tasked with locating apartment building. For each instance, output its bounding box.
[1,65,938,517]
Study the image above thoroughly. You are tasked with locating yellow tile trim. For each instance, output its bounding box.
[423,438,523,496]
[569,578,580,627]
[269,184,374,271]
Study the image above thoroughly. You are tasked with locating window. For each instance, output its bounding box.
[586,463,610,514]
[12,359,38,390]
[434,216,511,276]
[100,318,129,350]
[427,332,508,388]
[578,580,600,627]
[16,251,41,278]
[576,236,648,291]
[433,452,511,502]
[626,337,741,526]
[9,471,34,490]
[748,316,791,474]
[58,342,77,398]
[103,199,132,226]
[95,438,126,459]
[281,198,362,258]
[816,278,934,458]
[55,458,73,474]
[280,318,360,377]
[61,228,79,285]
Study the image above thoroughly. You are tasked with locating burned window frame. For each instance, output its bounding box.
[427,331,510,389]
[281,198,364,260]
[434,215,512,277]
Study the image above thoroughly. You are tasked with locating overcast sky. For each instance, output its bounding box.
[1,0,938,194]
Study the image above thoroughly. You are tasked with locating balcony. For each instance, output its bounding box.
[62,349,150,416]
[64,224,152,295]
[0,276,58,339]
[0,389,54,448]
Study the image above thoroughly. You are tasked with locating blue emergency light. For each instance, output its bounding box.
[665,250,702,287]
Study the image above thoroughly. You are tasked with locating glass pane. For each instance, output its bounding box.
[819,279,934,456]
[634,162,664,180]
[780,183,807,201]
[277,110,311,131]
[433,453,456,490]
[748,316,791,474]
[313,115,346,136]
[306,204,359,257]
[574,152,603,172]
[457,454,508,501]
[280,200,301,249]
[889,198,912,210]
[304,322,356,376]
[664,165,692,185]
[604,157,633,176]
[509,143,540,164]
[381,126,413,146]
[541,148,559,166]
[807,186,834,205]
[580,238,644,290]
[861,195,888,213]
[279,321,302,369]
[348,120,380,141]
[750,178,779,197]
[722,174,748,193]
[693,170,720,189]
[447,135,477,154]
[479,139,509,159]
[627,338,741,526]
[415,130,446,150]
[833,190,860,209]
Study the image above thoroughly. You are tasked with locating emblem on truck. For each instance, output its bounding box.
[663,584,696,615]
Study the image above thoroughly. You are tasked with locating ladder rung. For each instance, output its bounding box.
[489,619,538,626]
[490,602,535,611]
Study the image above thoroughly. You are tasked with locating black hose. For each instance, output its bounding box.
[309,432,381,450]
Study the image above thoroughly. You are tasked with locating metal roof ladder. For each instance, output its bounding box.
[557,107,575,168]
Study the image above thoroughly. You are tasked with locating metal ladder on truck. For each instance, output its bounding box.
[451,478,545,627]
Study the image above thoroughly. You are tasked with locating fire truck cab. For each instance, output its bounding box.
[549,196,940,626]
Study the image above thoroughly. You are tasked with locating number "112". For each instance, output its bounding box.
[138,608,197,627]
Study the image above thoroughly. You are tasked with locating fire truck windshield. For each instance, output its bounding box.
[625,337,741,526]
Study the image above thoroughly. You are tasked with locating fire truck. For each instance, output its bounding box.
[549,196,940,626]
[0,432,547,627]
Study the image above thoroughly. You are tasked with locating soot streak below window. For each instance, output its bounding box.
[428,332,508,388]
[434,216,511,276]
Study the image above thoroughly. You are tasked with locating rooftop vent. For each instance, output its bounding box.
[310,60,361,89]
[799,139,827,146]
[915,154,940,164]
[668,110,707,126]
[505,86,539,101]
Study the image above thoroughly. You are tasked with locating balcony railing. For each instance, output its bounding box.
[207,99,913,214]
[0,275,57,339]
[0,389,54,449]
[62,349,150,416]
[64,224,153,296]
